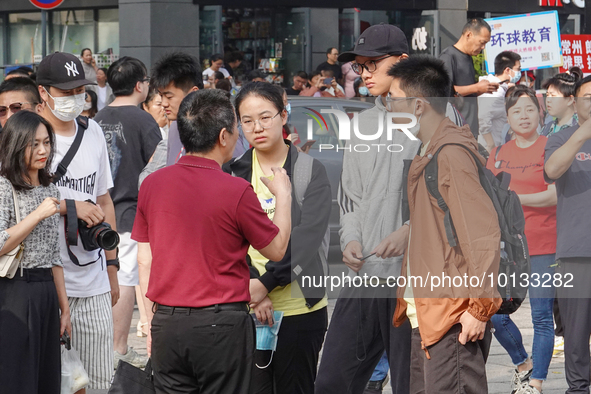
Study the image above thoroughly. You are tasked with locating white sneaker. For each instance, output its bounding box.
[511,368,532,394]
[553,336,564,357]
[516,384,542,394]
[114,346,148,369]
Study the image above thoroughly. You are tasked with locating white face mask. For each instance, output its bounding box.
[44,87,86,122]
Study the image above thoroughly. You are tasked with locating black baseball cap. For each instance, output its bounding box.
[36,52,96,90]
[338,24,409,63]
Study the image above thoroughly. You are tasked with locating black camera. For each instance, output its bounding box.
[78,200,120,251]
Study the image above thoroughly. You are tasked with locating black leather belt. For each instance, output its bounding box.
[156,302,249,314]
[9,268,53,282]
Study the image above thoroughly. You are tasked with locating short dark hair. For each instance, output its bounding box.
[326,47,337,55]
[151,52,204,92]
[98,67,108,75]
[494,51,521,76]
[107,56,148,97]
[308,70,321,81]
[210,54,224,63]
[0,77,42,104]
[234,82,285,120]
[224,51,243,64]
[462,18,491,35]
[542,73,577,97]
[0,111,55,190]
[216,79,232,92]
[322,69,335,78]
[214,71,225,81]
[142,87,160,109]
[81,48,92,56]
[505,85,540,113]
[295,71,308,80]
[246,70,266,82]
[85,90,98,118]
[387,55,451,114]
[177,90,235,154]
[575,75,591,97]
[7,66,33,78]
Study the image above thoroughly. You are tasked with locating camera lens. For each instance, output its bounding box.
[95,228,120,250]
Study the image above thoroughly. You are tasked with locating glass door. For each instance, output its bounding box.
[275,8,311,87]
[199,6,222,66]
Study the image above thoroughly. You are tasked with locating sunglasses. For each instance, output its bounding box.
[0,102,36,118]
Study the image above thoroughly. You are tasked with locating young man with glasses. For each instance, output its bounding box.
[544,76,591,394]
[93,56,162,369]
[0,77,43,128]
[314,24,418,394]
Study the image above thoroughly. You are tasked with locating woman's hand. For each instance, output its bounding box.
[34,197,59,222]
[60,309,72,339]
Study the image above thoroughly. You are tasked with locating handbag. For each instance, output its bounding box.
[108,359,155,394]
[0,185,24,278]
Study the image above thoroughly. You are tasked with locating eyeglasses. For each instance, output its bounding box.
[351,55,394,75]
[240,111,281,132]
[384,94,430,111]
[0,102,36,118]
[141,77,150,84]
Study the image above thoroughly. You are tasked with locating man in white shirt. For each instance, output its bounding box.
[37,52,119,390]
[87,67,115,111]
[478,51,521,151]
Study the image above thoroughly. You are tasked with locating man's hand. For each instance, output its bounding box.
[476,80,499,95]
[75,200,105,227]
[458,311,487,345]
[253,296,274,327]
[261,167,292,198]
[330,78,338,89]
[372,224,409,259]
[343,240,365,272]
[249,279,269,307]
[107,266,120,306]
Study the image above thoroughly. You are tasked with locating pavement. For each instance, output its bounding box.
[120,296,567,394]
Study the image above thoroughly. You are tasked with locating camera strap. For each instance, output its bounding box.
[53,116,88,185]
[63,199,103,267]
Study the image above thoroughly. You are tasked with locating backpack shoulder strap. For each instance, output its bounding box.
[53,116,88,184]
[293,152,314,208]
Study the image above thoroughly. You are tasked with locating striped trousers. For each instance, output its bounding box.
[69,292,114,389]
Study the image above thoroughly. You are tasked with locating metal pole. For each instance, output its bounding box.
[41,10,47,58]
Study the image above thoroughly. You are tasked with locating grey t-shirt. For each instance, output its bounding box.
[95,105,162,233]
[544,124,591,259]
[440,46,479,138]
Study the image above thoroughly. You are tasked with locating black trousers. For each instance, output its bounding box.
[251,307,328,394]
[151,304,255,394]
[410,325,491,394]
[0,269,61,394]
[556,258,591,394]
[315,285,412,394]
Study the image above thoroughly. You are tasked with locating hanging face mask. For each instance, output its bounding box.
[44,88,86,122]
[83,101,92,111]
[285,103,292,123]
[510,69,522,84]
[252,311,284,369]
[407,98,426,137]
[358,86,370,96]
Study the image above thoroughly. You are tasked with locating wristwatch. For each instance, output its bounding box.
[106,258,120,271]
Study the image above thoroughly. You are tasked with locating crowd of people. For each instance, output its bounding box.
[0,17,590,394]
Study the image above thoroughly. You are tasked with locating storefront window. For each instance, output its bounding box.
[98,9,119,56]
[8,13,42,65]
[0,17,5,68]
[51,10,94,56]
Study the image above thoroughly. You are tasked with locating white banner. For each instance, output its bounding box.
[484,11,562,74]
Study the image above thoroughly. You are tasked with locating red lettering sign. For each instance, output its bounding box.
[539,0,563,6]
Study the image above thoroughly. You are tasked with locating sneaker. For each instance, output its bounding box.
[515,384,542,394]
[364,375,389,394]
[114,346,148,369]
[511,368,533,394]
[553,336,564,357]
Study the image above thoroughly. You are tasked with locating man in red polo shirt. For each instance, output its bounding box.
[132,89,292,394]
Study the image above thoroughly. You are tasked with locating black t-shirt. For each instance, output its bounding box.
[316,61,343,81]
[440,45,479,137]
[544,125,591,259]
[94,105,162,233]
[285,87,302,96]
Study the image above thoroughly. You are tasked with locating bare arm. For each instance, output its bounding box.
[96,192,119,305]
[455,80,499,97]
[518,184,557,208]
[52,266,72,337]
[137,242,154,356]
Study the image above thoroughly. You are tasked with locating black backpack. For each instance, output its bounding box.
[423,143,530,315]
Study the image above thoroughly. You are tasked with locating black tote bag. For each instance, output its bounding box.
[108,359,155,394]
